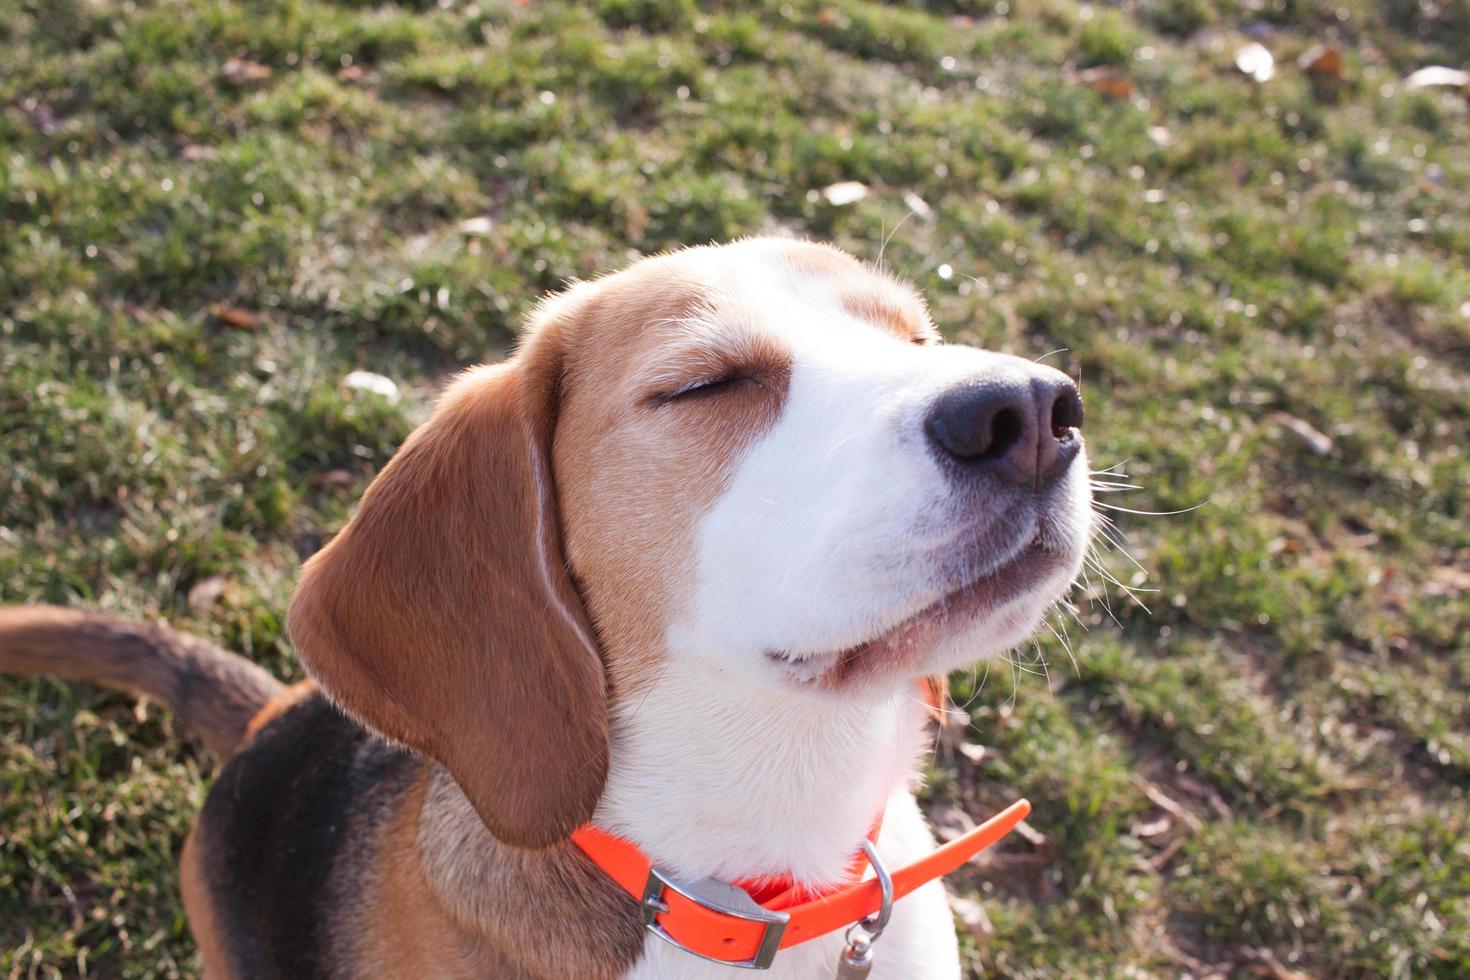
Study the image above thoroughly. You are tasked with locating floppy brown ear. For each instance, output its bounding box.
[287,356,607,848]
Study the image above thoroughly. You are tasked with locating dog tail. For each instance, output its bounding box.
[0,605,284,757]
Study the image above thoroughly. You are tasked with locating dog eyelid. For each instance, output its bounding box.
[656,372,758,404]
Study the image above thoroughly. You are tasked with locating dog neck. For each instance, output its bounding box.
[595,660,931,888]
[410,661,930,974]
[416,660,930,889]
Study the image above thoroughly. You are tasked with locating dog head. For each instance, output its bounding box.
[288,238,1092,847]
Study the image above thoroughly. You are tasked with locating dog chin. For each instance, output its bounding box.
[766,539,1084,697]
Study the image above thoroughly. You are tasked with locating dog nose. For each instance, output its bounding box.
[925,369,1083,486]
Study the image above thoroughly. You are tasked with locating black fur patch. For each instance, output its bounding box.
[196,692,417,978]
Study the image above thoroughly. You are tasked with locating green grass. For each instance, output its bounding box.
[2,0,1467,976]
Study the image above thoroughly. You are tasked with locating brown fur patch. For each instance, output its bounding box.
[544,257,793,698]
[769,239,935,342]
[840,290,933,342]
[0,605,281,756]
[243,679,317,741]
[347,772,486,978]
[287,353,610,849]
[181,825,237,980]
[412,768,645,979]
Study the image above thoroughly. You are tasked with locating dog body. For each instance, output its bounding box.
[2,238,1091,978]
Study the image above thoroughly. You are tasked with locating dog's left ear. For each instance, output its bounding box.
[287,337,608,848]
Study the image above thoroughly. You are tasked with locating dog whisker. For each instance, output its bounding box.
[1089,458,1134,478]
[1093,523,1150,580]
[1093,500,1210,517]
[1040,616,1077,680]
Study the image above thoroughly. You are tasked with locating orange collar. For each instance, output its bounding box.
[570,799,1030,970]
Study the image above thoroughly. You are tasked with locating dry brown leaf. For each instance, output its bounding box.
[1130,814,1174,838]
[1079,66,1136,99]
[222,57,273,86]
[1271,411,1333,456]
[1011,819,1058,862]
[187,574,228,610]
[1140,779,1204,832]
[213,306,260,330]
[310,469,356,488]
[1298,44,1343,79]
[336,64,376,85]
[1425,565,1470,597]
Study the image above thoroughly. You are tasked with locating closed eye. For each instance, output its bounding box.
[658,374,759,404]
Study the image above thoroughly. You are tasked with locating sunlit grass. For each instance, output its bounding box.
[3,0,1467,976]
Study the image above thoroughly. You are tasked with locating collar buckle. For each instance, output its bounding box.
[641,866,789,970]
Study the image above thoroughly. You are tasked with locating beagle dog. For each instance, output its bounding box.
[0,238,1092,978]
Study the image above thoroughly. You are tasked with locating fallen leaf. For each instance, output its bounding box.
[1012,819,1055,857]
[343,370,400,403]
[309,469,356,488]
[1271,411,1333,456]
[222,57,273,86]
[1078,66,1135,99]
[213,306,260,330]
[336,64,376,85]
[820,181,869,206]
[1234,42,1275,83]
[457,216,495,236]
[1130,814,1174,838]
[1298,44,1343,79]
[948,895,993,945]
[1425,565,1470,597]
[187,574,228,610]
[1139,781,1202,831]
[1404,66,1470,90]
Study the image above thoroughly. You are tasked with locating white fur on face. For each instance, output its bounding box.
[667,242,1092,694]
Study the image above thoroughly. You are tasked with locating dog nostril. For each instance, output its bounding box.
[986,407,1025,460]
[1050,388,1084,439]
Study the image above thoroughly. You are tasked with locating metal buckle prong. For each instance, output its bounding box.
[641,867,790,970]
